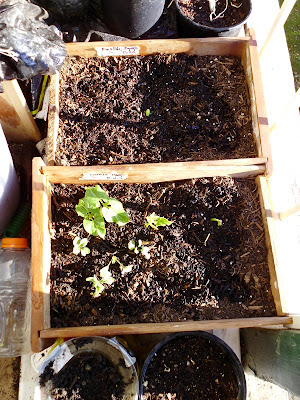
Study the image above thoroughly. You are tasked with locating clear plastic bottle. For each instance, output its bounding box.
[0,238,31,357]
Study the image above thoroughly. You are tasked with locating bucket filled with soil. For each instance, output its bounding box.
[176,0,252,37]
[139,331,246,399]
[38,336,138,400]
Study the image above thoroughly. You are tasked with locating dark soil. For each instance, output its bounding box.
[50,177,276,328]
[177,0,248,28]
[57,54,256,166]
[40,352,126,400]
[142,335,239,399]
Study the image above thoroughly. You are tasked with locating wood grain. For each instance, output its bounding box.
[65,37,250,58]
[31,157,52,352]
[39,317,293,339]
[0,80,41,143]
[41,159,266,184]
[256,176,283,315]
[248,29,273,176]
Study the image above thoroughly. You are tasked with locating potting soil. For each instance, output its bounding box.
[39,352,126,400]
[142,335,239,399]
[57,54,257,165]
[177,0,248,28]
[50,177,276,328]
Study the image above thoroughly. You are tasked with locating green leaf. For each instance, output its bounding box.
[128,240,136,251]
[145,109,151,117]
[84,185,109,208]
[100,265,112,280]
[73,246,81,255]
[141,246,151,260]
[210,218,222,227]
[102,198,129,226]
[80,238,88,247]
[83,211,106,237]
[145,212,172,229]
[86,276,105,297]
[76,199,88,218]
[111,256,118,264]
[81,247,90,256]
[73,236,81,246]
[121,265,133,274]
[155,217,173,227]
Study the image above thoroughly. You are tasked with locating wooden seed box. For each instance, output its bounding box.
[31,157,291,352]
[47,28,272,175]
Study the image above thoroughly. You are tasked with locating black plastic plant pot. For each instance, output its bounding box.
[100,0,166,38]
[175,0,252,37]
[139,331,246,400]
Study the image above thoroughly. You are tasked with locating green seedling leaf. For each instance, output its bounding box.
[83,210,106,237]
[140,246,151,260]
[145,109,152,117]
[210,218,222,227]
[121,265,133,274]
[145,212,173,230]
[102,198,129,226]
[128,240,136,251]
[76,186,129,239]
[107,255,133,275]
[85,185,109,208]
[86,265,115,297]
[86,276,105,297]
[72,236,90,256]
[128,239,151,259]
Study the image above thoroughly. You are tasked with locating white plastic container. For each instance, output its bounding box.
[0,124,20,235]
[0,238,31,357]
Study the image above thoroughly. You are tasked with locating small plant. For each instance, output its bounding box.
[208,0,228,21]
[128,239,151,260]
[145,108,152,117]
[107,255,133,275]
[145,212,173,230]
[72,236,90,256]
[76,185,129,238]
[86,265,115,297]
[210,218,223,227]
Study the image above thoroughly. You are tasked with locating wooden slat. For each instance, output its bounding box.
[279,202,300,220]
[46,74,59,166]
[256,176,283,316]
[259,0,297,59]
[66,37,250,58]
[0,80,41,143]
[31,157,52,352]
[41,159,266,184]
[39,317,293,339]
[247,29,273,176]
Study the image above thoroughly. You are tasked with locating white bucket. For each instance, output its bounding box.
[32,336,139,400]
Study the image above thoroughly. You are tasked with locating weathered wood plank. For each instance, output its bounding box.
[31,157,52,352]
[0,80,41,143]
[41,159,266,184]
[40,317,293,338]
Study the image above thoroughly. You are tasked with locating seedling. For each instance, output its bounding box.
[108,255,133,275]
[72,236,90,256]
[208,0,228,21]
[86,265,115,297]
[210,218,223,227]
[128,239,151,260]
[145,212,173,230]
[145,109,152,117]
[76,185,129,238]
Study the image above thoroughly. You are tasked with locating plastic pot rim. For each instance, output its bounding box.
[139,331,246,400]
[175,0,252,33]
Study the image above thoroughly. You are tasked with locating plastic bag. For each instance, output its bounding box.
[0,0,66,91]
